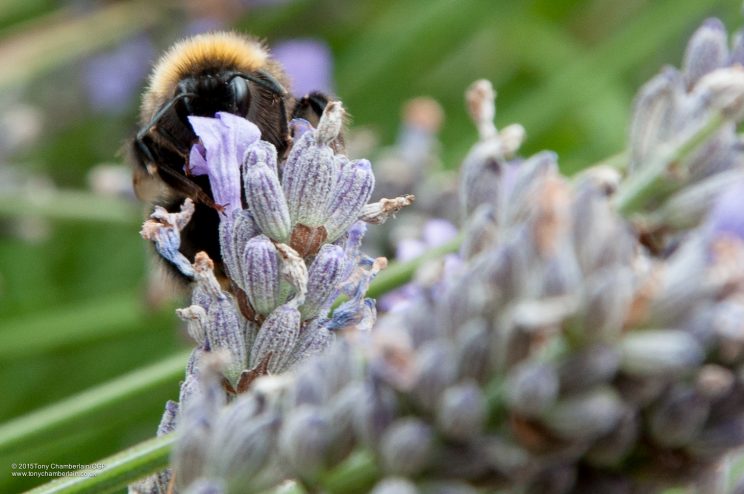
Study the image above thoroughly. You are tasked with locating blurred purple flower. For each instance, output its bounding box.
[272,39,334,97]
[396,219,458,262]
[380,219,458,312]
[184,18,227,37]
[83,34,154,114]
[704,178,744,242]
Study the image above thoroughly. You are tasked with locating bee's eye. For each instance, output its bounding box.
[230,77,251,115]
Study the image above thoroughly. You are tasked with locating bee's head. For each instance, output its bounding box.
[175,71,252,118]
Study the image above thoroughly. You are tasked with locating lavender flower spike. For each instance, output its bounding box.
[188,112,261,214]
[243,144,291,242]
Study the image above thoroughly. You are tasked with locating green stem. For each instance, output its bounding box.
[321,451,380,494]
[0,291,167,360]
[25,433,175,494]
[0,351,188,454]
[0,1,163,91]
[612,111,727,216]
[367,234,463,299]
[0,190,140,225]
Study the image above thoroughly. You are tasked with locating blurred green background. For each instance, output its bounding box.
[0,0,740,492]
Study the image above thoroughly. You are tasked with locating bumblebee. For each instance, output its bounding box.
[131,32,333,282]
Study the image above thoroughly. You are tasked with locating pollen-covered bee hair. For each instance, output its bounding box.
[130,31,337,283]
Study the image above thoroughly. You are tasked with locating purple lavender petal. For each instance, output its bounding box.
[290,118,313,140]
[188,112,261,214]
[324,159,375,242]
[242,235,281,315]
[272,39,334,97]
[396,239,426,263]
[189,143,209,176]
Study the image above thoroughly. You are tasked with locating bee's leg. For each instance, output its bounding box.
[291,91,344,152]
[291,91,331,126]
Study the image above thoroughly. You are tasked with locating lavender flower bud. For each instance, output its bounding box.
[504,151,558,226]
[324,159,375,242]
[218,210,259,288]
[571,185,633,274]
[541,388,624,440]
[278,406,332,479]
[682,18,728,89]
[354,379,399,447]
[206,398,280,489]
[479,438,531,479]
[241,235,281,315]
[628,68,682,172]
[454,318,491,384]
[460,204,498,260]
[579,267,635,341]
[585,409,639,467]
[504,361,559,417]
[436,381,486,441]
[371,478,420,494]
[459,140,504,218]
[275,242,308,305]
[206,298,247,382]
[250,304,301,373]
[173,418,209,488]
[620,330,704,377]
[324,383,364,464]
[301,244,347,319]
[687,417,744,458]
[287,321,335,368]
[557,344,620,394]
[648,386,710,448]
[243,145,291,242]
[379,418,434,476]
[282,114,339,228]
[411,341,458,411]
